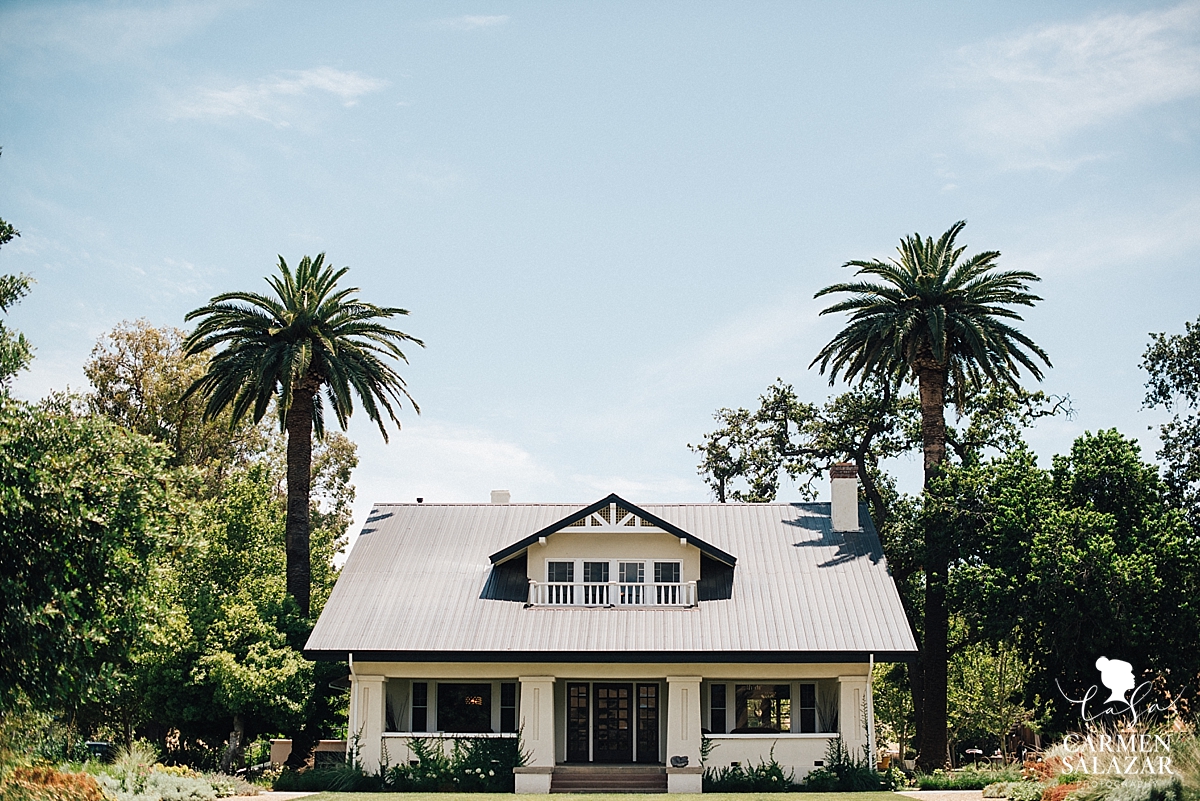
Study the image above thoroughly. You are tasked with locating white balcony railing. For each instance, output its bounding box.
[528,580,697,607]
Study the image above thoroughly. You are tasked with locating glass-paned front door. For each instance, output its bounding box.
[592,683,632,763]
[567,683,590,762]
[636,684,659,763]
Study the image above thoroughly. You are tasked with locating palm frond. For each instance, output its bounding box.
[812,221,1050,400]
[183,252,423,435]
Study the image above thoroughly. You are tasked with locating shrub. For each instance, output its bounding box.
[1105,778,1184,801]
[703,752,794,793]
[918,765,1024,790]
[0,766,105,801]
[798,738,885,792]
[380,736,523,793]
[1014,783,1053,801]
[1043,782,1086,801]
[272,765,377,793]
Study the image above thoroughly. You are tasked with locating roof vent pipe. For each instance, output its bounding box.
[491,490,511,504]
[830,463,860,532]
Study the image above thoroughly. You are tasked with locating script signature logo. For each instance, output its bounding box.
[1057,657,1167,727]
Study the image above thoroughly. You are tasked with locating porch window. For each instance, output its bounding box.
[709,683,727,734]
[412,682,428,732]
[734,684,790,733]
[798,683,817,733]
[548,561,573,582]
[500,682,518,733]
[437,683,492,733]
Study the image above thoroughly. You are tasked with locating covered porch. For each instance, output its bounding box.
[347,661,873,793]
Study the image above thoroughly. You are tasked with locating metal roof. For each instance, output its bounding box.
[305,499,918,662]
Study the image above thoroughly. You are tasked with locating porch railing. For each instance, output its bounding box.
[528,580,697,607]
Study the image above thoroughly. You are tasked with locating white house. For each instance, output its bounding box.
[304,465,917,792]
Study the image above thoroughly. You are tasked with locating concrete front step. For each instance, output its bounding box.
[550,765,668,793]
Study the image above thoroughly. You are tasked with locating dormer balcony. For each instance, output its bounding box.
[528,579,698,607]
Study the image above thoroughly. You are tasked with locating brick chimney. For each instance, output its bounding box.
[830,462,860,531]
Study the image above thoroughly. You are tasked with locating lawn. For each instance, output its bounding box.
[304,794,902,801]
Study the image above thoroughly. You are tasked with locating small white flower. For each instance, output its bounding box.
[488,770,495,776]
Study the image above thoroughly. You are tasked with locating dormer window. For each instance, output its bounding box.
[485,493,737,608]
[536,558,691,607]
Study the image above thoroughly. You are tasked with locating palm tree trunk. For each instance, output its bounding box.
[916,364,947,485]
[915,361,950,771]
[284,383,316,618]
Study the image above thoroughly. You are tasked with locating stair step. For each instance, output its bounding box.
[550,768,669,794]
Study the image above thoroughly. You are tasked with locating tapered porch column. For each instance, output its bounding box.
[665,676,703,793]
[838,674,870,758]
[514,676,556,794]
[349,675,385,773]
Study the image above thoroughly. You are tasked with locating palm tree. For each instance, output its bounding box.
[184,253,422,616]
[811,221,1049,770]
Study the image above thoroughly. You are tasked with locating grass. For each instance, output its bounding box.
[304,794,903,801]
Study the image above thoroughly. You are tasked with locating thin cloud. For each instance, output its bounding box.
[173,66,388,124]
[431,14,510,30]
[956,2,1200,167]
[0,1,227,63]
[1011,194,1200,278]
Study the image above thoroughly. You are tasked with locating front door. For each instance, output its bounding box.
[593,683,632,763]
[636,683,659,763]
[566,683,590,762]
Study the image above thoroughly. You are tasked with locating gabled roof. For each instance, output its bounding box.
[305,499,919,662]
[488,493,737,567]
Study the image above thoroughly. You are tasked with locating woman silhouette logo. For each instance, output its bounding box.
[1095,656,1136,706]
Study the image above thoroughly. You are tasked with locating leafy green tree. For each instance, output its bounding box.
[0,148,31,387]
[812,221,1051,769]
[0,395,172,713]
[183,254,421,617]
[0,275,32,387]
[946,638,1038,763]
[690,378,918,522]
[873,663,915,764]
[85,320,259,483]
[1143,316,1200,529]
[80,320,356,767]
[945,432,1200,733]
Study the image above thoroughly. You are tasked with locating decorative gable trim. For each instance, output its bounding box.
[487,493,737,567]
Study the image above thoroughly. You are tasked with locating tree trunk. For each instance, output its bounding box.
[284,381,317,618]
[915,361,950,771]
[916,363,947,486]
[220,714,245,775]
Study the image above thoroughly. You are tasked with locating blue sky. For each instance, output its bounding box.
[2,1,1199,537]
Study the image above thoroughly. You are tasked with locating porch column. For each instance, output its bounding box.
[665,676,703,793]
[514,676,555,794]
[838,674,870,758]
[351,675,386,773]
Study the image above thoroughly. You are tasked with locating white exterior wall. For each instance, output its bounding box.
[838,674,871,757]
[348,674,386,772]
[515,676,555,792]
[705,734,837,774]
[353,660,871,791]
[533,530,701,582]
